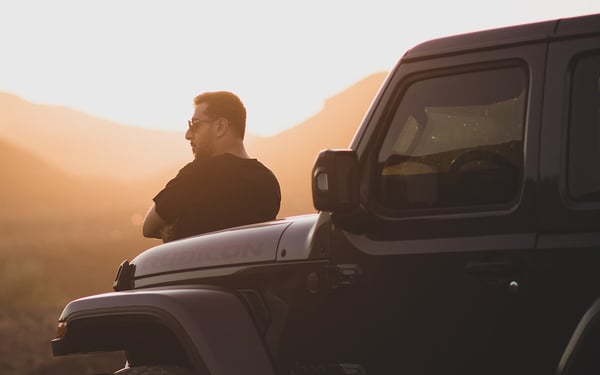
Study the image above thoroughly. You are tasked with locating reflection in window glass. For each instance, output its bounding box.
[568,54,600,201]
[377,67,527,210]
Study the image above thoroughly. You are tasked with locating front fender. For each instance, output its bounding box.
[557,296,600,375]
[52,286,274,375]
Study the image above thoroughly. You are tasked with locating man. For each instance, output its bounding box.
[143,91,281,242]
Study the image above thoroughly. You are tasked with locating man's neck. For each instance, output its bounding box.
[215,139,250,159]
[214,141,249,159]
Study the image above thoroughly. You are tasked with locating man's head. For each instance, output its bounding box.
[186,91,247,158]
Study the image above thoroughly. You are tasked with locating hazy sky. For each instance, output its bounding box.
[1,1,599,136]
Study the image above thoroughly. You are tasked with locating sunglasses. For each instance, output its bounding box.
[187,118,216,132]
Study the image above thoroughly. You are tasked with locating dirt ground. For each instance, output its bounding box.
[0,212,161,375]
[0,307,125,375]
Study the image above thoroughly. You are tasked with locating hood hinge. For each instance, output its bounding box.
[328,264,361,290]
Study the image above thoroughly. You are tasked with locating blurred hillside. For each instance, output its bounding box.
[0,93,189,182]
[247,73,387,215]
[0,72,386,219]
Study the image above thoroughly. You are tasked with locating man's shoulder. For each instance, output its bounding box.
[180,154,256,174]
[184,154,277,180]
[212,154,268,169]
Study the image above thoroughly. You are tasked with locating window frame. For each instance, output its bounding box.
[364,59,531,218]
[537,36,600,234]
[566,52,600,203]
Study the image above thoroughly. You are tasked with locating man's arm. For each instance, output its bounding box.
[143,203,167,239]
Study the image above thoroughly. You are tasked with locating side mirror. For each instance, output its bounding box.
[312,149,359,212]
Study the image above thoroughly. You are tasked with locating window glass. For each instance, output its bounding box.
[376,67,527,210]
[568,54,600,201]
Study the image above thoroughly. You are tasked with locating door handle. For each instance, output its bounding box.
[465,260,519,292]
[465,260,513,277]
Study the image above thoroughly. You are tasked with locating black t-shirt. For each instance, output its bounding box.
[153,153,281,240]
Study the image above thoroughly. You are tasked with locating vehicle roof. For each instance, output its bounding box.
[403,13,600,61]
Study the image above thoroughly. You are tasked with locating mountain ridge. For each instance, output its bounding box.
[0,72,388,217]
[0,92,191,181]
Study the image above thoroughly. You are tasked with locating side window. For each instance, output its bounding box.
[568,54,600,201]
[376,66,527,210]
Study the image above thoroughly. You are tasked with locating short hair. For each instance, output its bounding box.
[193,91,246,138]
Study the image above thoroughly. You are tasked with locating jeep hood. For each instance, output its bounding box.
[132,214,320,278]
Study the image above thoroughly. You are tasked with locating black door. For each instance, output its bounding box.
[327,43,546,374]
[536,32,600,375]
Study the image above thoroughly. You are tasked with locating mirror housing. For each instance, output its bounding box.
[312,149,359,212]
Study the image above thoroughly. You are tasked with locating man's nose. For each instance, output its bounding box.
[185,128,192,140]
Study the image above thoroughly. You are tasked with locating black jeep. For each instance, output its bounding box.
[52,13,600,375]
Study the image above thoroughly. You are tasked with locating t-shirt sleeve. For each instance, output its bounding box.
[153,162,196,223]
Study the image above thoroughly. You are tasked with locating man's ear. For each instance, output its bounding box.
[215,118,229,137]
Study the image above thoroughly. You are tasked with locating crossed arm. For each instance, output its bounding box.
[142,203,167,239]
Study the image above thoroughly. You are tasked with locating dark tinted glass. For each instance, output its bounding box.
[568,54,600,201]
[377,67,527,210]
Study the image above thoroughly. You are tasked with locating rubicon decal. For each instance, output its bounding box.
[144,242,266,273]
[132,222,287,276]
